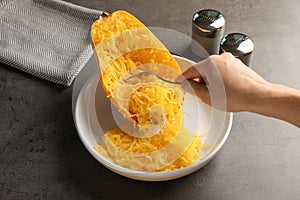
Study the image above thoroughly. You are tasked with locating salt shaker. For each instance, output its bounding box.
[191,9,225,56]
[219,33,254,66]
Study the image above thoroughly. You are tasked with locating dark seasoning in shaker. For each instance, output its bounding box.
[220,33,254,66]
[191,9,225,56]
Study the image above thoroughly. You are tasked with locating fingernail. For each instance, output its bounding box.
[175,75,184,83]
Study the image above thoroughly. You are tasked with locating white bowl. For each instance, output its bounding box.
[74,55,233,181]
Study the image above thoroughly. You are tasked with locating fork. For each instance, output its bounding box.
[123,71,182,85]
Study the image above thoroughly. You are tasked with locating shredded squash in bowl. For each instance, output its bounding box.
[91,10,203,172]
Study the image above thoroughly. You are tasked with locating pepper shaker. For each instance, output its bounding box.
[191,9,225,56]
[219,33,254,66]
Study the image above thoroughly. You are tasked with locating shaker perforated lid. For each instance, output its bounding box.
[192,9,225,38]
[220,33,254,65]
[220,33,254,56]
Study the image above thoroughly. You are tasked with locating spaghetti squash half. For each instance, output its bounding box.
[91,10,202,171]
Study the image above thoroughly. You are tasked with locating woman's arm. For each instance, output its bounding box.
[251,83,300,127]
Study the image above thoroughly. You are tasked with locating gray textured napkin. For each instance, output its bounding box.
[0,0,102,86]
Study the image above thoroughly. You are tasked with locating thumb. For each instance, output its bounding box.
[181,80,211,106]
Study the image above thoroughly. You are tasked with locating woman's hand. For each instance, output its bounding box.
[176,52,300,127]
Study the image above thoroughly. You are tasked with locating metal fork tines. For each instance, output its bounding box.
[123,71,181,85]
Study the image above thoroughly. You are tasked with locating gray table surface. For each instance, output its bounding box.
[1,0,300,199]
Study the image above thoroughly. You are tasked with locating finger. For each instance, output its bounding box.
[183,59,208,78]
[179,66,201,80]
[175,67,199,83]
[181,80,211,106]
[175,68,206,84]
[175,57,212,82]
[220,52,235,59]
